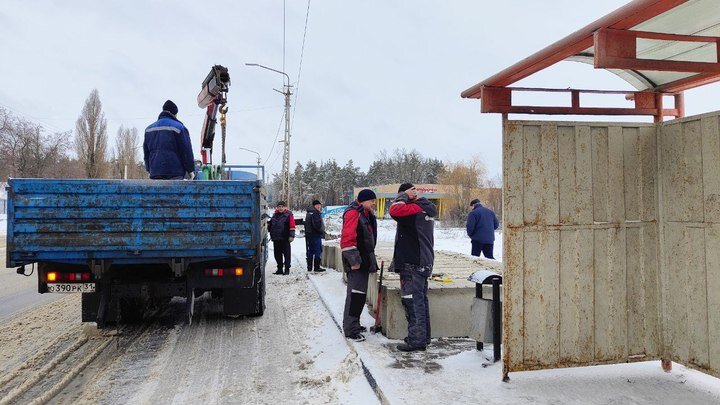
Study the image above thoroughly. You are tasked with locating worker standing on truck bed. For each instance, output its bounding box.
[268,201,296,275]
[143,100,195,180]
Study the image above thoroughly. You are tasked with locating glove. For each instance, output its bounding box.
[289,237,295,243]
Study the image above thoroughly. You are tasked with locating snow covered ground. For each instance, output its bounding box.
[308,266,720,405]
[3,210,720,404]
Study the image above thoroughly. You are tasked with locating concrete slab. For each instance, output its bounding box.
[322,241,502,340]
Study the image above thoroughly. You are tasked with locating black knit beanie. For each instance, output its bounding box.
[398,183,414,192]
[163,100,178,116]
[357,189,376,202]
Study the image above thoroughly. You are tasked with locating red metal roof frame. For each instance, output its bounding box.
[461,0,719,100]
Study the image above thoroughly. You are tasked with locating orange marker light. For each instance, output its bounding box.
[47,272,58,282]
[235,267,244,276]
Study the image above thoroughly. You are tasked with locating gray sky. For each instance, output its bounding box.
[1,1,719,180]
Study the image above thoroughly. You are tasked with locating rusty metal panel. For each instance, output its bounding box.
[558,126,593,224]
[522,230,560,366]
[504,121,524,227]
[559,229,594,363]
[702,115,720,222]
[594,227,629,361]
[658,111,720,377]
[705,225,720,373]
[639,126,658,222]
[523,124,559,225]
[627,224,661,357]
[503,120,661,378]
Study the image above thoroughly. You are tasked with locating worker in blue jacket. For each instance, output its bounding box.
[466,199,499,259]
[143,100,195,180]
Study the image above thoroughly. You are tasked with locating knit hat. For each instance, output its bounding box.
[163,100,178,116]
[470,198,480,207]
[312,199,321,206]
[398,183,414,192]
[357,189,376,203]
[276,201,286,207]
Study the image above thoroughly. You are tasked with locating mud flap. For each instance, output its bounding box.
[223,286,259,316]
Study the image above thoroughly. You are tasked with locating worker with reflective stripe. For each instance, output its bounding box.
[340,189,378,342]
[143,100,195,179]
[389,183,437,352]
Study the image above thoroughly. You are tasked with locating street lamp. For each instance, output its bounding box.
[238,147,262,181]
[246,62,292,207]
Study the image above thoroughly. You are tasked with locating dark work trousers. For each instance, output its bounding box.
[400,264,433,347]
[343,269,369,337]
[471,241,495,259]
[273,240,292,270]
[306,235,323,263]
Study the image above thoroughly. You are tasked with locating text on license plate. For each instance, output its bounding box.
[47,283,96,293]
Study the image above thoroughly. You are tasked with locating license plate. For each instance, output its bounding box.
[47,283,96,293]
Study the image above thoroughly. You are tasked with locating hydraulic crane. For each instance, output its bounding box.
[197,65,230,171]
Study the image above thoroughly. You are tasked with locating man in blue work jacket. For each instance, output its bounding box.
[466,199,499,259]
[143,100,195,180]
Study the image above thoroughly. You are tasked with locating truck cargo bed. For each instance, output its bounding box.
[6,179,265,267]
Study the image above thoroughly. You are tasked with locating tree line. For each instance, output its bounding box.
[271,149,502,224]
[0,89,146,182]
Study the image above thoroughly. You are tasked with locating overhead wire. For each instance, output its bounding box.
[291,0,311,130]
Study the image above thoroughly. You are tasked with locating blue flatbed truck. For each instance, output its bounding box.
[5,177,268,327]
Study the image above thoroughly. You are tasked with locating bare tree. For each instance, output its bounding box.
[112,126,145,179]
[438,156,489,226]
[0,107,71,180]
[74,89,108,178]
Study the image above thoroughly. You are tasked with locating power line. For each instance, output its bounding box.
[0,102,67,133]
[291,0,312,130]
[264,110,286,165]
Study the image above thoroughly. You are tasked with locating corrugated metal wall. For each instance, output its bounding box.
[658,112,720,376]
[503,121,662,376]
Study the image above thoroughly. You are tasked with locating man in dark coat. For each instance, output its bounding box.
[143,100,195,180]
[389,183,437,351]
[466,199,499,259]
[304,199,325,272]
[268,201,296,275]
[341,189,378,342]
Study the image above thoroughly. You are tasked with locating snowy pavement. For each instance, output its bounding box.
[308,268,720,404]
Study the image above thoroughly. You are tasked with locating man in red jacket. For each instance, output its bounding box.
[389,183,437,352]
[341,189,378,342]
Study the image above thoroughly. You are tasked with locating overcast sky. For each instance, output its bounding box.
[1,1,719,180]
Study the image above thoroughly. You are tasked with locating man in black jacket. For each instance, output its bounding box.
[304,199,325,272]
[341,189,378,342]
[389,183,437,352]
[268,201,296,275]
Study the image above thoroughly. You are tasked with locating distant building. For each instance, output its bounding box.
[352,184,454,219]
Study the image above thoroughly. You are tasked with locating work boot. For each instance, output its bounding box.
[273,267,283,275]
[314,257,324,272]
[306,258,313,272]
[284,267,290,275]
[397,343,426,352]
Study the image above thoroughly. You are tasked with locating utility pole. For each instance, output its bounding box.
[245,63,293,207]
[279,83,292,207]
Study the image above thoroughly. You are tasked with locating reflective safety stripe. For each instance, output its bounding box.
[351,289,366,294]
[402,294,413,299]
[146,126,181,134]
[341,246,357,252]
